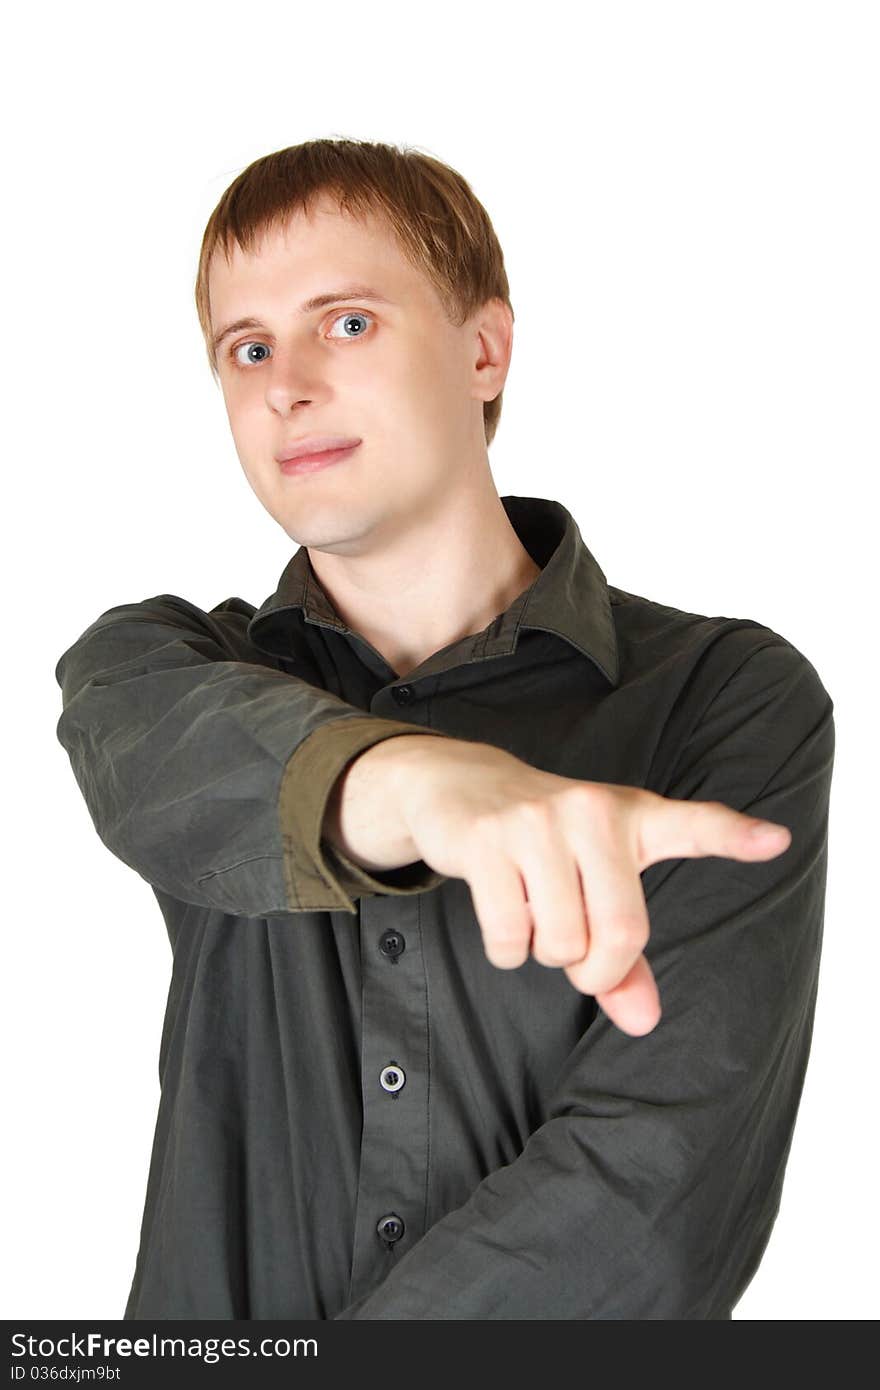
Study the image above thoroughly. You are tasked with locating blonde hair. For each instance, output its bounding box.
[194,137,514,446]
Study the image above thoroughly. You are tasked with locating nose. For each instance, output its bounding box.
[263,345,332,414]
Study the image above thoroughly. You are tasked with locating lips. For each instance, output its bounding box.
[278,442,361,475]
[275,435,361,463]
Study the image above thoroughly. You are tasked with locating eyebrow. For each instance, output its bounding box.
[211,284,394,353]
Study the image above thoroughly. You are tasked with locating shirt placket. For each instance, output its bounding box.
[347,886,431,1304]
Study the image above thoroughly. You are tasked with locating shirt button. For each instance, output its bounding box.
[392,684,416,705]
[380,1062,406,1094]
[379,928,406,961]
[377,1213,405,1245]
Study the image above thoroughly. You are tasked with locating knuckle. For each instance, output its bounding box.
[486,945,529,969]
[559,782,599,814]
[564,957,611,995]
[586,917,647,961]
[532,932,587,967]
[483,926,529,967]
[468,811,504,845]
[596,930,629,960]
[535,948,586,969]
[574,781,617,823]
[599,916,647,953]
[570,953,630,994]
[573,781,647,839]
[514,798,554,830]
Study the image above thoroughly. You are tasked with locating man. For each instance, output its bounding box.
[54,138,834,1319]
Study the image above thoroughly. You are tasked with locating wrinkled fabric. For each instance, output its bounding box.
[53,495,834,1320]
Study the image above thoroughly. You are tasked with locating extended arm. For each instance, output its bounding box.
[334,640,835,1318]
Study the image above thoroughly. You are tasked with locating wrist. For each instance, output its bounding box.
[323,734,435,872]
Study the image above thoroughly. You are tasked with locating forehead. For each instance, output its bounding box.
[207,198,431,313]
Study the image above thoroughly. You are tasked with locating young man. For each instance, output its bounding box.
[54,139,834,1320]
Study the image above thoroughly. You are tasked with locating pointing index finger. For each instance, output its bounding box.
[638,793,791,870]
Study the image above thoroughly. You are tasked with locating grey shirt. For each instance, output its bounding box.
[54,494,835,1319]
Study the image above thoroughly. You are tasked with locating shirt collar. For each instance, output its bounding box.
[247,494,619,687]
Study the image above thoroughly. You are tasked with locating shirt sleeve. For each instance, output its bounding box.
[54,593,454,917]
[334,637,835,1319]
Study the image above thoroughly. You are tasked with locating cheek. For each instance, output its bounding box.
[223,386,268,441]
[219,377,248,422]
[390,339,462,414]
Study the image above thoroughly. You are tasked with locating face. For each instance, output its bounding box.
[207,196,512,554]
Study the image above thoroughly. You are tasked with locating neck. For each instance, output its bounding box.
[306,474,543,680]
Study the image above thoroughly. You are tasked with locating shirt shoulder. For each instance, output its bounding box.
[125,591,278,669]
[604,584,832,803]
[606,581,826,693]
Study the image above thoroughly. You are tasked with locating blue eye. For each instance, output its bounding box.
[327,310,373,339]
[231,341,272,367]
[228,309,374,367]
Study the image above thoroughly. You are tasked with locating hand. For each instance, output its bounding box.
[391,738,791,1037]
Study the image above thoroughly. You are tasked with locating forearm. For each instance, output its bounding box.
[322,734,446,873]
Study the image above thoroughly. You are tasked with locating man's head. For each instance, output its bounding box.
[197,138,515,553]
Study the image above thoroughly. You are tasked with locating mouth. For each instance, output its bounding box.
[278,441,361,476]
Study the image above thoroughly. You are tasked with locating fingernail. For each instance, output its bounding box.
[748,820,786,838]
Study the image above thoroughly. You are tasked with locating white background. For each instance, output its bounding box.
[3,0,876,1320]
